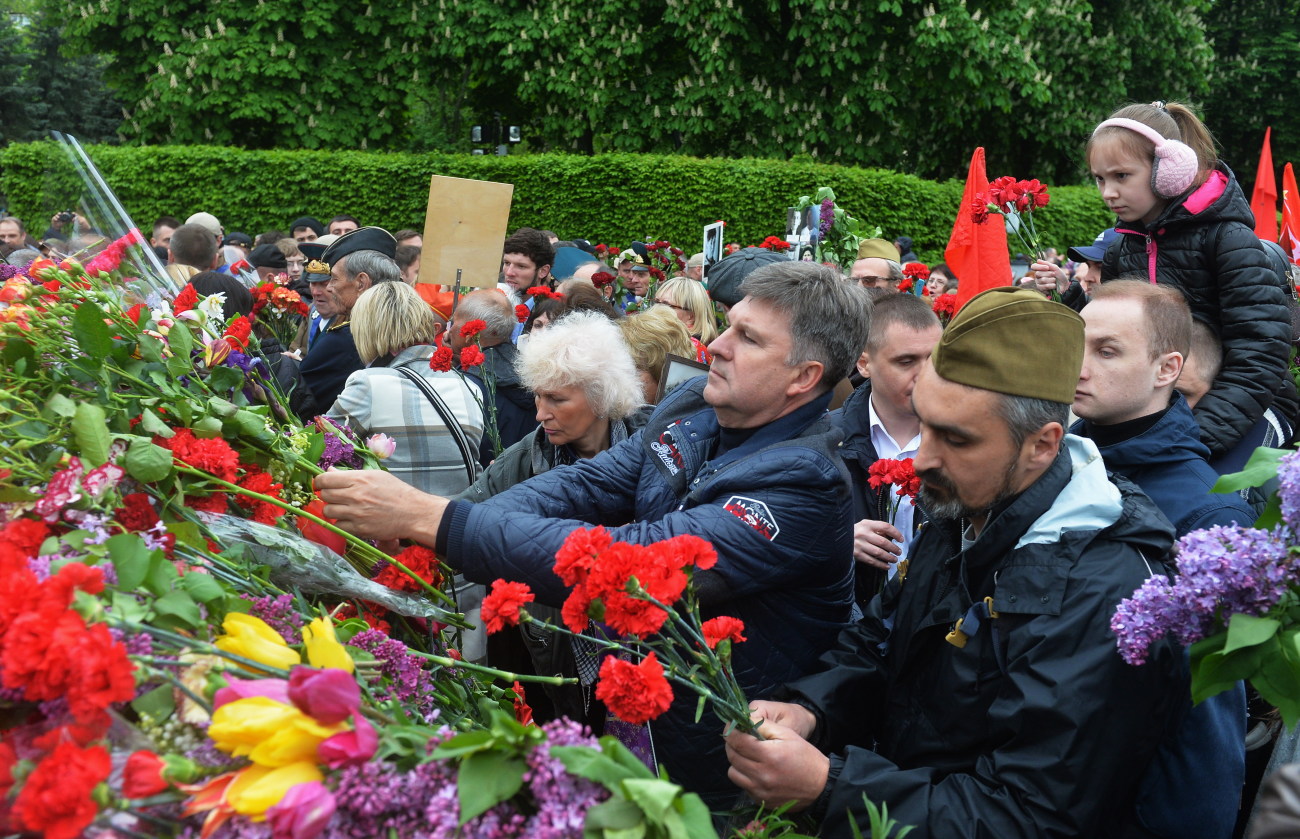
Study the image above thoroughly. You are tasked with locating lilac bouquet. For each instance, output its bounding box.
[1111,448,1300,724]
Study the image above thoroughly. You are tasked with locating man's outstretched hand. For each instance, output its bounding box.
[314,469,447,546]
[725,701,828,811]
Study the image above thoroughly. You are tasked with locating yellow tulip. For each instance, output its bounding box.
[208,697,302,759]
[302,616,354,673]
[216,613,301,672]
[226,762,323,818]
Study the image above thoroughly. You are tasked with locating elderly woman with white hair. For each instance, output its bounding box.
[456,309,646,503]
[327,282,484,496]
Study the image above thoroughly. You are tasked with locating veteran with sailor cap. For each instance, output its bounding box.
[298,226,401,417]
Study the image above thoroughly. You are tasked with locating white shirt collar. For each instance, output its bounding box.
[867,392,922,460]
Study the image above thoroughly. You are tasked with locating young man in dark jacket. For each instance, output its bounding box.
[833,294,941,607]
[725,288,1185,837]
[316,262,873,805]
[1072,280,1249,839]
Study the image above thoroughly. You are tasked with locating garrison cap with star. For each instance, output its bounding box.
[320,226,398,267]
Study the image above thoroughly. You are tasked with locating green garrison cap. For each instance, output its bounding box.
[856,238,899,262]
[931,286,1084,404]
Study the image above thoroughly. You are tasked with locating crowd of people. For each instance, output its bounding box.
[6,99,1300,837]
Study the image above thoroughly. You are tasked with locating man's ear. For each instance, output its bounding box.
[537,265,552,283]
[787,360,825,398]
[355,272,372,292]
[855,350,871,381]
[1154,351,1183,389]
[1023,421,1065,471]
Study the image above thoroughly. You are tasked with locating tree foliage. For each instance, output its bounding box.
[50,0,1218,182]
[1202,0,1300,187]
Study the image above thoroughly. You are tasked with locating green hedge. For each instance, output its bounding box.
[0,142,1112,265]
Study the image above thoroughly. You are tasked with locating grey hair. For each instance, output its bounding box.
[884,260,904,283]
[996,394,1070,450]
[739,262,873,388]
[455,291,517,344]
[516,310,644,420]
[342,249,401,285]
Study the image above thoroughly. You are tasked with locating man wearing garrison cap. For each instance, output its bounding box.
[727,288,1185,837]
[299,227,400,416]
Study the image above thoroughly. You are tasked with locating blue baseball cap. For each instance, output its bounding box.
[1067,228,1120,264]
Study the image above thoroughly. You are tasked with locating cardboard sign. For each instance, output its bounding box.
[419,175,515,289]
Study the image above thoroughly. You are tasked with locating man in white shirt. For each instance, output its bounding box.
[833,293,942,607]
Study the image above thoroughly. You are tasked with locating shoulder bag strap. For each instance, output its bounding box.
[395,366,480,485]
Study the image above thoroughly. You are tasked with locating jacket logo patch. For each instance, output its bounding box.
[724,495,779,540]
[651,429,683,476]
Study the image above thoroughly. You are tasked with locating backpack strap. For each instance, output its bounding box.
[395,366,481,485]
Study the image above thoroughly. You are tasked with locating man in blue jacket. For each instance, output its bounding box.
[1072,279,1250,839]
[317,262,873,804]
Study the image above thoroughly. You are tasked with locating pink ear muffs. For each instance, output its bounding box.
[1093,117,1200,199]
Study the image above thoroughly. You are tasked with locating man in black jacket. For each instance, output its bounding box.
[834,294,940,608]
[726,287,1184,837]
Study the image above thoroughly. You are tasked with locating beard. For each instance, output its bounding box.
[916,459,1020,523]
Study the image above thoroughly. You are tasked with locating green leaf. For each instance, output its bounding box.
[622,778,680,823]
[138,332,165,363]
[1192,642,1269,705]
[553,744,649,786]
[1253,642,1300,730]
[674,792,719,839]
[125,437,174,483]
[694,692,707,723]
[107,532,151,590]
[72,401,111,466]
[1224,613,1280,655]
[181,572,227,604]
[208,396,239,418]
[131,684,176,721]
[110,589,149,623]
[209,365,245,393]
[457,751,526,824]
[229,409,273,442]
[584,797,646,832]
[170,318,194,358]
[431,729,496,759]
[144,550,179,596]
[1213,447,1289,493]
[190,416,224,438]
[153,590,202,628]
[45,392,77,419]
[139,407,174,437]
[304,431,326,464]
[72,298,115,359]
[1256,492,1283,529]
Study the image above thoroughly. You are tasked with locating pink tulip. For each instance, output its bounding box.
[213,677,291,710]
[317,714,377,768]
[267,780,336,839]
[287,666,359,725]
[366,433,396,460]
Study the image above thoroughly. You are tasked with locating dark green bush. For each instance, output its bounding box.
[0,142,1112,264]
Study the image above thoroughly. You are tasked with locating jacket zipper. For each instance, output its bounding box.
[1145,233,1157,284]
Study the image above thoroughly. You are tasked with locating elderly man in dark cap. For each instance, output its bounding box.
[299,227,400,415]
[725,288,1186,837]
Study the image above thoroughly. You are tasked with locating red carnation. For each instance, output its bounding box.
[12,740,111,839]
[234,467,286,525]
[595,653,673,725]
[373,544,442,592]
[172,283,198,315]
[1021,178,1050,209]
[122,750,169,799]
[116,494,160,532]
[459,319,487,338]
[460,345,486,369]
[481,579,535,633]
[554,526,612,586]
[902,262,930,281]
[591,271,616,288]
[515,304,530,323]
[701,616,747,649]
[160,427,240,482]
[429,346,454,372]
[561,586,594,633]
[183,493,228,514]
[969,197,990,225]
[65,622,135,725]
[659,533,717,570]
[223,314,252,349]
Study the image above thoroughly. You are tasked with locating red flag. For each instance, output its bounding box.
[1251,127,1278,242]
[1281,162,1300,267]
[945,147,1011,310]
